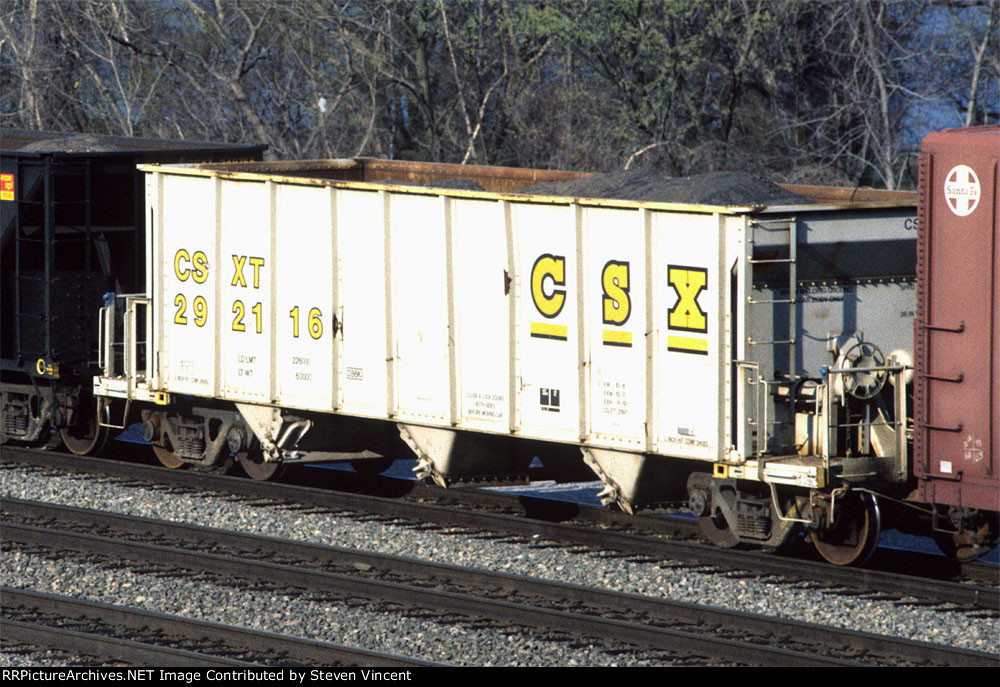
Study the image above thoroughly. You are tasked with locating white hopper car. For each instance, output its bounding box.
[94,158,919,565]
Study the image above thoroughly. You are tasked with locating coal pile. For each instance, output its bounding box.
[519,169,812,206]
[17,134,128,153]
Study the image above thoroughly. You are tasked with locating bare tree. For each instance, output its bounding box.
[1,0,994,187]
[949,0,1000,126]
[1,0,69,129]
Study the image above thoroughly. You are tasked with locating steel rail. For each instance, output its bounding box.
[5,519,860,667]
[2,587,438,668]
[5,498,997,667]
[3,447,997,609]
[1,618,253,667]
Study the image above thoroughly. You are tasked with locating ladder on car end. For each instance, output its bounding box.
[743,217,798,458]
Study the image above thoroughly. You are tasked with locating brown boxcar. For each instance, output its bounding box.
[915,126,999,532]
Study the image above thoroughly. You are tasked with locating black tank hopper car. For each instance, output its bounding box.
[1,130,265,455]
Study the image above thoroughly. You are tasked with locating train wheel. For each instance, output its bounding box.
[59,404,109,456]
[811,492,881,566]
[698,508,740,548]
[206,453,236,475]
[689,475,740,548]
[0,391,11,445]
[40,425,65,450]
[933,532,990,562]
[932,519,995,562]
[237,448,285,481]
[152,441,185,469]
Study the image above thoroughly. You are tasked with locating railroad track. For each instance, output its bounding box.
[3,587,434,667]
[4,498,997,667]
[3,447,997,611]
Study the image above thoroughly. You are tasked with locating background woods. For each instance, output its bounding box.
[2,0,997,189]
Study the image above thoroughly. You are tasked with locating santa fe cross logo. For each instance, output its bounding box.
[943,165,980,217]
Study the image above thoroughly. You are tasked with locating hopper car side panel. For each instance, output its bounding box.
[391,192,454,424]
[453,198,511,432]
[338,190,391,415]
[651,211,724,459]
[220,180,273,403]
[146,173,731,462]
[513,202,582,442]
[275,185,336,411]
[584,207,648,449]
[156,173,219,398]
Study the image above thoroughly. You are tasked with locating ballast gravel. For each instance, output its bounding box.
[2,463,997,666]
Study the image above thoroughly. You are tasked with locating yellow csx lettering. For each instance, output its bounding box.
[668,266,708,332]
[530,254,566,318]
[173,249,209,284]
[35,358,59,378]
[601,261,631,325]
[232,255,266,288]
